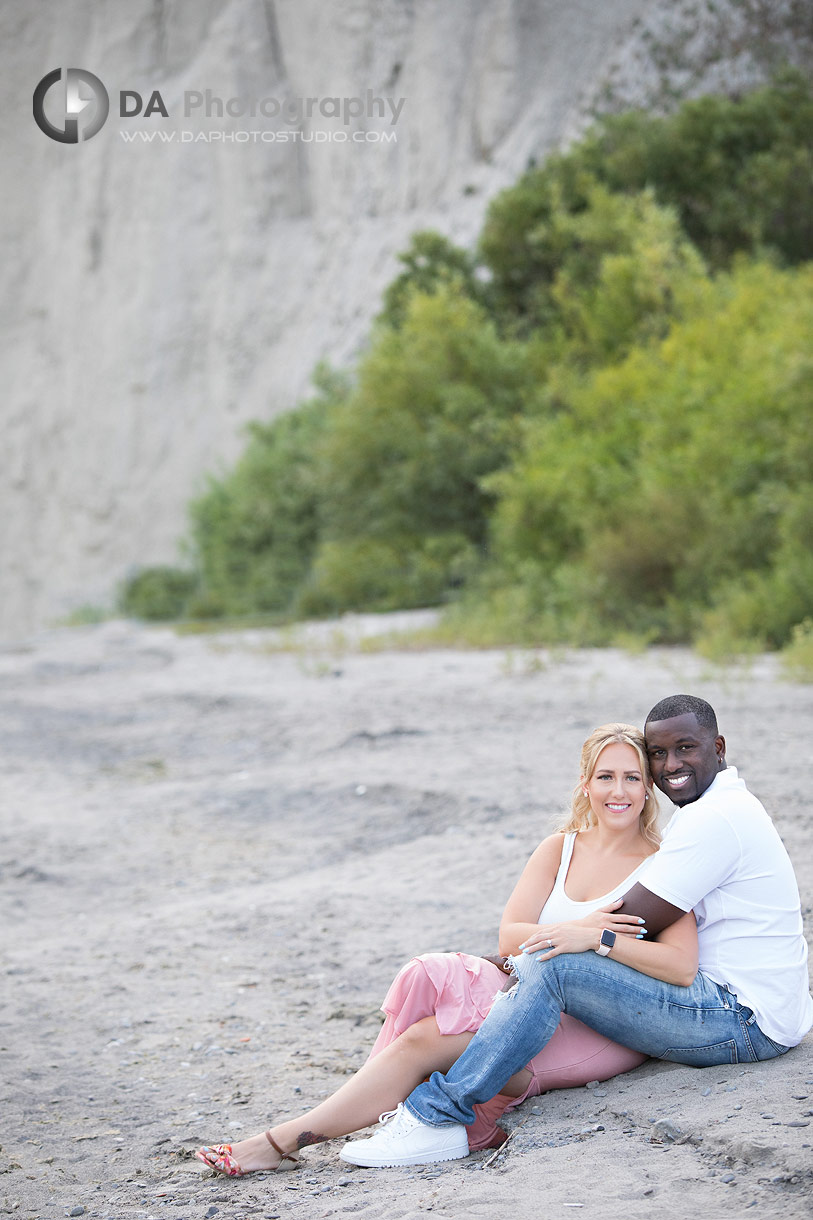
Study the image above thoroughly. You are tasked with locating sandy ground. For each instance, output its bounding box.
[1,613,811,1220]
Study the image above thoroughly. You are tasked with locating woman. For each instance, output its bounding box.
[196,723,698,1175]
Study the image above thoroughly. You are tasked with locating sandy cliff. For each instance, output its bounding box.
[1,0,655,634]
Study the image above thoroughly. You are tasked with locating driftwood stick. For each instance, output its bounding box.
[483,1114,533,1168]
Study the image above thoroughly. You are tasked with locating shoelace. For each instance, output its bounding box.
[377,1108,399,1125]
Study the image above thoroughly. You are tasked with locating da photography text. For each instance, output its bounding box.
[33,68,406,144]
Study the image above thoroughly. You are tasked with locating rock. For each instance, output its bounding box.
[650,1119,683,1143]
[68,1209,85,1218]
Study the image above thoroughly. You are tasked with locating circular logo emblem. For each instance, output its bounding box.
[33,68,109,143]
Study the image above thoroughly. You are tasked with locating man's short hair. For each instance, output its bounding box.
[645,694,719,735]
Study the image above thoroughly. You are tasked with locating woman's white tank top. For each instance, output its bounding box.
[539,832,654,922]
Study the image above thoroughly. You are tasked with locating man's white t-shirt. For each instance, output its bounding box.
[642,766,813,1047]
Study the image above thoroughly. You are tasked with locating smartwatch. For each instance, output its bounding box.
[597,929,616,957]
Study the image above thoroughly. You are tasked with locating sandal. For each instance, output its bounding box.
[195,1131,299,1177]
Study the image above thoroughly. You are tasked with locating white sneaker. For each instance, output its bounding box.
[339,1103,469,1167]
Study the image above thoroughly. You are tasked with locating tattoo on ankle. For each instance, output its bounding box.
[296,1130,327,1149]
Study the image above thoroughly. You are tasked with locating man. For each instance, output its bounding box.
[341,694,813,1167]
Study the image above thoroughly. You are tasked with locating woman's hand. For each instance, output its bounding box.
[519,900,645,958]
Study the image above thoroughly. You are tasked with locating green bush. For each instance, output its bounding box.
[296,533,478,617]
[304,288,533,611]
[479,70,813,327]
[476,176,710,371]
[119,566,198,621]
[187,368,343,617]
[377,230,487,328]
[586,70,813,269]
[487,260,813,646]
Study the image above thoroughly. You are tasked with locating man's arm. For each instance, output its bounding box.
[615,882,687,938]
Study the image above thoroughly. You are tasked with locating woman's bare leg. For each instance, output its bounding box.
[217,1017,532,1171]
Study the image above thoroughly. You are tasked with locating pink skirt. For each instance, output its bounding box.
[368,952,647,1150]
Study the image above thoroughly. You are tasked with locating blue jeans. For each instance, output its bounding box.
[406,951,790,1127]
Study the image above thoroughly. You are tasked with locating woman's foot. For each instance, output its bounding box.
[196,1130,298,1176]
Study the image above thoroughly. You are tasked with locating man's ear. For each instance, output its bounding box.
[716,735,726,760]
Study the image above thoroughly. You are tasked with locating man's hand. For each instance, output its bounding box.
[480,953,512,975]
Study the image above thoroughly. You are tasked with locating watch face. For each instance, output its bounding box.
[600,930,616,948]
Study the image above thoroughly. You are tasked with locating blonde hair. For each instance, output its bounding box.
[559,722,660,848]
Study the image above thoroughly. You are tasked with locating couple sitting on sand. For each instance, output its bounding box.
[197,693,812,1174]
